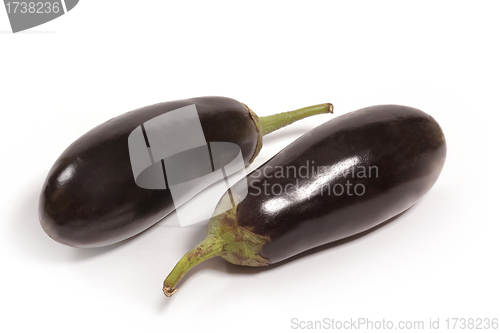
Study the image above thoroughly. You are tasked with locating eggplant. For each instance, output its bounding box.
[163,104,446,296]
[39,96,333,248]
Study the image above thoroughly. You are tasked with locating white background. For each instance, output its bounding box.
[1,1,499,332]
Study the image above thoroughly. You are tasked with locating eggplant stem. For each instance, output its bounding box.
[260,103,333,136]
[162,192,270,297]
[163,235,225,296]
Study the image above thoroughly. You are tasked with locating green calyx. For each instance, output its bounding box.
[246,103,333,164]
[163,192,270,297]
[247,106,264,164]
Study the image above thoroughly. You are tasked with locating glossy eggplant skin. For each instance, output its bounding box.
[39,97,258,248]
[233,105,446,263]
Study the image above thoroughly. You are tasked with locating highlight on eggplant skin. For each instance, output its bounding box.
[237,104,446,263]
[162,104,446,296]
[38,96,333,248]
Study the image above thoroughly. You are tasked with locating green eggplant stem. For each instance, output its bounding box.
[163,235,224,297]
[260,103,333,136]
[246,102,333,164]
[163,193,270,297]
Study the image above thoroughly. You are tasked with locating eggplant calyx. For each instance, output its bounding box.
[213,193,271,267]
[163,192,270,297]
[246,105,264,164]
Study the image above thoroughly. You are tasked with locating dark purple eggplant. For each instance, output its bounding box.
[163,104,446,296]
[39,96,333,248]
